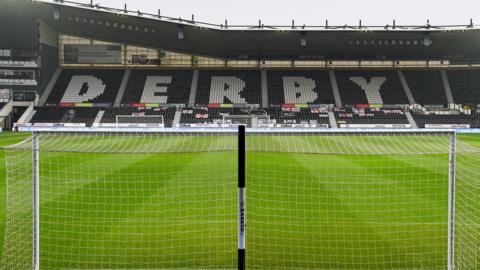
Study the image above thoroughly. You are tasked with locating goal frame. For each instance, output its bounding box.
[115,115,165,128]
[14,127,474,270]
[222,115,272,128]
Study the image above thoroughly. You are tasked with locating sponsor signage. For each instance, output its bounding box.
[64,44,122,64]
[74,103,94,108]
[59,102,75,107]
[207,103,221,108]
[340,124,412,129]
[425,124,471,129]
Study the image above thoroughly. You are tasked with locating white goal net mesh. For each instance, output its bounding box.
[2,132,237,270]
[245,131,478,270]
[2,131,480,270]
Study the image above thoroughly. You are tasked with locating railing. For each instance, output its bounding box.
[39,0,479,32]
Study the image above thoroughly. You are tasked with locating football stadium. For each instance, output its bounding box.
[0,0,480,269]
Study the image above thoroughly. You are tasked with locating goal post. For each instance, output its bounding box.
[115,115,165,128]
[2,129,480,270]
[223,115,271,128]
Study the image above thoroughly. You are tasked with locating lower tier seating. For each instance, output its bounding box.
[411,112,475,128]
[335,107,409,125]
[266,107,330,126]
[31,107,100,127]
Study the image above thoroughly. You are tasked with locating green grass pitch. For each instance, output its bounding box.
[0,132,479,269]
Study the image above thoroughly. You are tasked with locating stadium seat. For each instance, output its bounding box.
[403,71,447,105]
[45,69,125,105]
[31,107,100,127]
[121,70,193,105]
[195,70,261,105]
[334,107,409,125]
[267,70,334,105]
[447,70,480,105]
[335,71,409,105]
[411,111,473,128]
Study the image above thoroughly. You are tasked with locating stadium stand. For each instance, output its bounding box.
[45,69,125,105]
[403,71,447,105]
[23,68,480,129]
[267,70,334,105]
[334,107,409,125]
[195,70,261,105]
[447,70,480,105]
[121,70,193,105]
[335,71,409,105]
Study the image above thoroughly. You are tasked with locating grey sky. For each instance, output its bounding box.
[82,0,477,26]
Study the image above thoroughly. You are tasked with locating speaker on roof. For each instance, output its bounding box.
[423,33,432,47]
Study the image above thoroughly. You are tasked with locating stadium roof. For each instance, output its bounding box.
[5,0,480,61]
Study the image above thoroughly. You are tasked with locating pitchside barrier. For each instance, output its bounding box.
[2,127,480,270]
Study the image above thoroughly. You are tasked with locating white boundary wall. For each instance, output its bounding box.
[16,125,480,134]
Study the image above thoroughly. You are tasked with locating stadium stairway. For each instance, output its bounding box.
[404,110,418,128]
[38,68,62,107]
[173,109,182,127]
[188,70,199,107]
[93,110,105,126]
[329,70,343,107]
[261,70,268,108]
[328,111,338,128]
[114,69,131,107]
[440,70,454,105]
[397,70,415,105]
[16,102,35,125]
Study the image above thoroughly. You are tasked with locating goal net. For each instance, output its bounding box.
[2,131,238,270]
[2,130,480,270]
[245,131,479,270]
[116,115,165,128]
[222,115,271,128]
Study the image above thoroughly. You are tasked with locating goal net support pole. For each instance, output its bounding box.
[238,126,246,270]
[447,133,456,270]
[32,133,40,270]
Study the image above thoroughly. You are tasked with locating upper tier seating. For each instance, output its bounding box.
[403,71,446,105]
[447,70,480,105]
[121,70,192,105]
[334,107,409,125]
[267,71,334,105]
[46,69,124,105]
[335,71,409,105]
[195,70,261,105]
